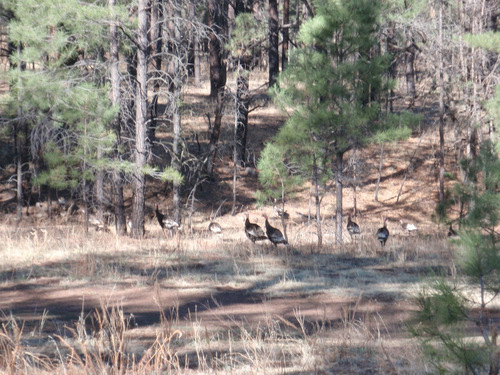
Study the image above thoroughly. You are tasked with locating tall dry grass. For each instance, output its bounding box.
[0,218,451,374]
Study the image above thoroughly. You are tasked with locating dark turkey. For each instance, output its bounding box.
[244,213,267,243]
[347,215,360,240]
[155,204,179,231]
[263,214,288,247]
[377,217,389,247]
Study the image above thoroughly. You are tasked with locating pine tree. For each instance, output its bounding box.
[410,141,500,374]
[5,0,126,225]
[410,31,500,374]
[266,0,400,246]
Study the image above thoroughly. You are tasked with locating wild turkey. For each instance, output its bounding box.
[89,215,109,232]
[273,205,290,220]
[81,208,109,232]
[155,204,179,232]
[208,221,222,234]
[347,215,360,240]
[244,213,267,243]
[263,213,288,247]
[377,217,389,247]
[400,219,418,234]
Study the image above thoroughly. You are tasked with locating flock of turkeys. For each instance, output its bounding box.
[243,212,289,247]
[154,203,440,248]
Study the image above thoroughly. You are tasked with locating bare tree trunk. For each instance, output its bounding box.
[131,0,149,238]
[386,24,396,113]
[172,93,182,224]
[15,45,24,223]
[206,0,227,174]
[189,1,201,87]
[352,149,358,216]
[95,149,105,222]
[83,180,89,234]
[148,0,162,145]
[15,124,23,223]
[109,0,126,235]
[208,0,227,98]
[268,0,279,87]
[312,155,322,249]
[206,89,224,174]
[438,0,445,202]
[235,0,253,168]
[235,58,250,167]
[282,0,289,70]
[374,143,384,202]
[232,91,238,215]
[405,39,416,105]
[335,152,344,246]
[168,0,183,225]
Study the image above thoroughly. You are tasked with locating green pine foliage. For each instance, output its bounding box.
[262,0,412,211]
[3,0,132,192]
[411,142,500,373]
[409,277,494,374]
[226,12,265,59]
[256,142,302,204]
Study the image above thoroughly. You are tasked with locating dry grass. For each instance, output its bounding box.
[0,218,454,374]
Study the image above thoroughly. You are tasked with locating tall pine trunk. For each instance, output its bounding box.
[405,39,416,104]
[438,1,445,202]
[167,0,183,225]
[282,0,289,70]
[131,0,149,238]
[109,0,126,235]
[172,90,182,224]
[206,0,227,174]
[208,0,227,98]
[148,0,162,145]
[235,58,250,167]
[268,0,279,87]
[207,89,224,175]
[312,154,322,249]
[15,45,25,223]
[335,152,344,246]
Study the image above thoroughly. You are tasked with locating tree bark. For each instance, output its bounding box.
[95,148,105,222]
[15,122,23,223]
[268,0,279,87]
[109,0,126,235]
[374,143,384,202]
[15,46,24,223]
[208,0,227,98]
[386,24,396,113]
[148,0,163,145]
[167,0,183,225]
[131,0,149,238]
[282,0,290,70]
[206,89,224,175]
[188,1,201,87]
[405,39,417,104]
[438,0,445,202]
[235,58,250,167]
[313,154,322,249]
[206,0,228,174]
[335,151,344,246]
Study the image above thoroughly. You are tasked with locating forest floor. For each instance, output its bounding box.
[0,71,474,373]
